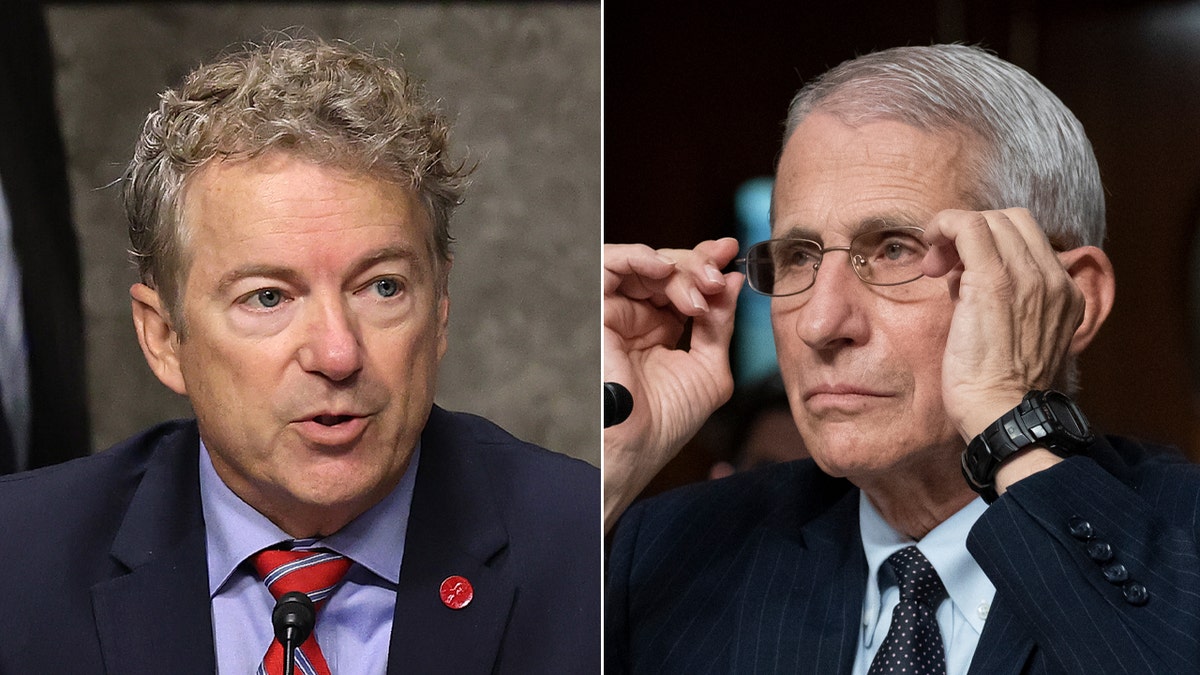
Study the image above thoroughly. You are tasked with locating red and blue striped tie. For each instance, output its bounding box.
[252,546,352,675]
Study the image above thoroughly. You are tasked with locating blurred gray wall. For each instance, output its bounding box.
[45,3,600,465]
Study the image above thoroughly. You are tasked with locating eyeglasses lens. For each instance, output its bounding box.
[850,228,927,285]
[745,227,926,296]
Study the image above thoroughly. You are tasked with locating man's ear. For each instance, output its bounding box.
[130,283,187,395]
[436,260,452,362]
[1060,246,1116,355]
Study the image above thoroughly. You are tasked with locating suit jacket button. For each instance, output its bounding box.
[1068,516,1093,540]
[1086,540,1113,562]
[1122,581,1149,606]
[1102,563,1129,583]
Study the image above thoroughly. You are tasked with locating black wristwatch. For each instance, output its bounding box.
[961,390,1094,503]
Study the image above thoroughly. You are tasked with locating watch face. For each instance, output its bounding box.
[1044,391,1091,442]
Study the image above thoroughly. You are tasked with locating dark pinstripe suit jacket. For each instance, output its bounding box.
[607,435,1200,673]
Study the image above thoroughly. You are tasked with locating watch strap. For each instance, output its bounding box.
[962,390,1093,503]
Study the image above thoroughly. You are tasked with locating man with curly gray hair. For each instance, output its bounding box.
[0,37,598,674]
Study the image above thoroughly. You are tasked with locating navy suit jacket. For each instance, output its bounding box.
[0,406,600,673]
[607,435,1200,673]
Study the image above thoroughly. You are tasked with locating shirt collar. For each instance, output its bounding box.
[858,491,996,641]
[200,439,420,596]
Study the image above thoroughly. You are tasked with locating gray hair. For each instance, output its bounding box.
[123,37,470,320]
[783,43,1104,251]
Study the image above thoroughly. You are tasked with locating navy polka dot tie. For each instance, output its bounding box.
[868,546,949,675]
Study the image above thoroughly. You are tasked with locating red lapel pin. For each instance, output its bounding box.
[440,575,474,610]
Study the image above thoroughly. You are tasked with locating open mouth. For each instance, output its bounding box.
[313,414,356,426]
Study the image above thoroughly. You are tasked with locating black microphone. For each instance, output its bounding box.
[604,382,634,428]
[272,591,315,675]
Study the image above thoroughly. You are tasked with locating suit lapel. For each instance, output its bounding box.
[725,475,865,673]
[387,407,514,674]
[787,486,865,674]
[90,425,216,672]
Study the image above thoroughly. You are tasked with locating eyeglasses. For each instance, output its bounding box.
[738,226,928,297]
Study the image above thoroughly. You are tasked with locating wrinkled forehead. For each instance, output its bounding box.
[770,113,984,242]
[177,152,441,252]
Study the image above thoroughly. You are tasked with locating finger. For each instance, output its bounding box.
[975,210,1042,287]
[926,208,1072,323]
[982,209,1082,317]
[690,237,742,267]
[654,238,741,315]
[985,208,1064,273]
[688,270,743,350]
[923,208,1063,280]
[604,240,737,300]
[656,238,740,287]
[608,253,700,313]
[995,207,1070,271]
[663,239,737,312]
[603,240,741,357]
[604,243,676,296]
[921,209,1005,279]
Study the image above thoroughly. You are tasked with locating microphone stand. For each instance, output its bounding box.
[283,629,299,675]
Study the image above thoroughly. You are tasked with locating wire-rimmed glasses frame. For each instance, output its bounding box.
[737,226,929,297]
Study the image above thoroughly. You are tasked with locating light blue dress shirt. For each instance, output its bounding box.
[852,492,997,675]
[201,440,419,674]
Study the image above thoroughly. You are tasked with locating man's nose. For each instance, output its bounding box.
[788,251,870,351]
[296,296,364,381]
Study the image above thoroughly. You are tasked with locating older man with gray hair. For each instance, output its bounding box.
[0,37,598,674]
[605,44,1199,673]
